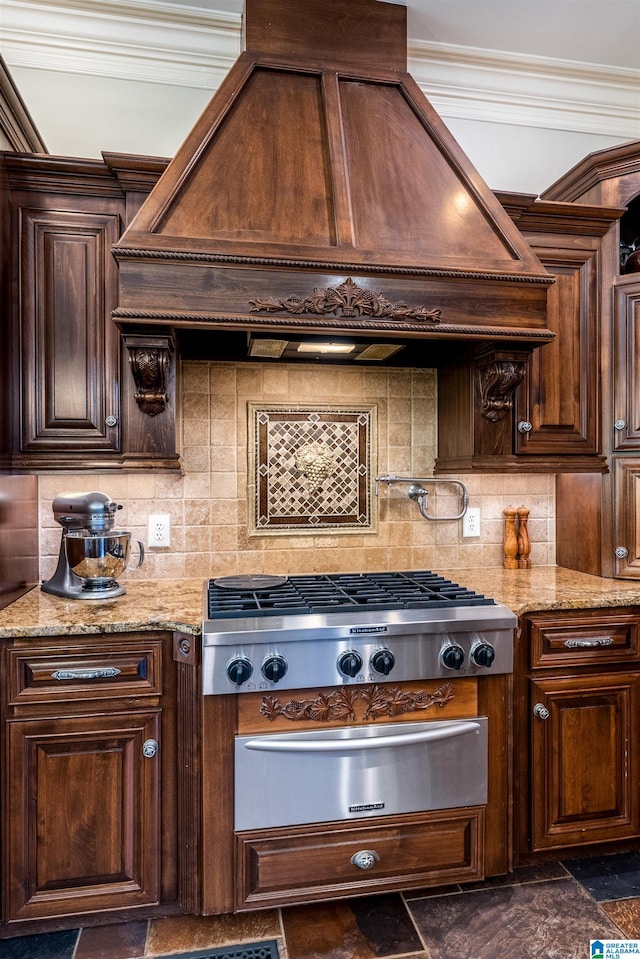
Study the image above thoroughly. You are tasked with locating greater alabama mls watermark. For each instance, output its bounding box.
[592,941,640,957]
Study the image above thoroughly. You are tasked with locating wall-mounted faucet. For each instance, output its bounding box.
[375,474,469,522]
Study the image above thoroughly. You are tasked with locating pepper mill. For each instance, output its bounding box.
[517,506,531,569]
[503,507,519,569]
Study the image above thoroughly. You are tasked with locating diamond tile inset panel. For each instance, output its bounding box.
[249,405,377,534]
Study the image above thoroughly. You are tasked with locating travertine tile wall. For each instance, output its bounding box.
[38,361,556,581]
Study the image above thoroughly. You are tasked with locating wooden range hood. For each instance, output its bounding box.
[113,0,554,363]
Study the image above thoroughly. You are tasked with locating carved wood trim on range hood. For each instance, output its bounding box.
[113,0,554,350]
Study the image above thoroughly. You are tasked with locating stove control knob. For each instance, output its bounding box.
[371,649,395,676]
[338,650,363,678]
[262,654,288,684]
[441,644,465,670]
[471,642,496,668]
[226,656,253,686]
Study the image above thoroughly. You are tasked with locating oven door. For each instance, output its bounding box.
[235,717,487,831]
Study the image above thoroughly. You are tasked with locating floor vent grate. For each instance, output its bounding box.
[164,942,280,959]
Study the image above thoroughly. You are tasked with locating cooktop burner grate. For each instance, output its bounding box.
[206,570,494,619]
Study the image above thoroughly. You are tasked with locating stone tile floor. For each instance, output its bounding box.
[2,855,640,959]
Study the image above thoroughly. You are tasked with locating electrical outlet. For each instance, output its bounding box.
[148,514,171,548]
[462,507,481,538]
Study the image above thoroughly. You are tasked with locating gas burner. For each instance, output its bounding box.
[206,570,495,619]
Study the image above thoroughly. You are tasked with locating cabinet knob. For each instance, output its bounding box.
[142,739,158,758]
[615,546,629,559]
[614,419,627,431]
[350,849,380,870]
[517,421,533,434]
[533,703,550,720]
[105,415,118,427]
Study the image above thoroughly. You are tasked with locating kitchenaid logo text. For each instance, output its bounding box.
[349,802,385,812]
[349,626,387,634]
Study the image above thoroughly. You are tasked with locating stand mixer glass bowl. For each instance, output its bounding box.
[64,530,144,593]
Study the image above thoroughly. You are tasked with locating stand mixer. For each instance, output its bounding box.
[41,491,144,600]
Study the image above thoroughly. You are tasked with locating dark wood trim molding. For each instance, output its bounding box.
[0,54,47,153]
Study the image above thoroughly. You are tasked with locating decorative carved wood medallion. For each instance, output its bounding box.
[249,276,441,323]
[259,682,455,723]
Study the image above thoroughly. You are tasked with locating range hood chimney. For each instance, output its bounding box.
[113,0,554,356]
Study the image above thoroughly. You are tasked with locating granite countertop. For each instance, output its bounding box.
[2,567,640,639]
[0,579,205,639]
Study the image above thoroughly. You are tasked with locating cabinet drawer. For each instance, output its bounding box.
[6,636,163,706]
[235,808,484,909]
[527,610,640,669]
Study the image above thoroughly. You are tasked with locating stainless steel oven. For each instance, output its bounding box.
[202,570,515,831]
[235,716,488,830]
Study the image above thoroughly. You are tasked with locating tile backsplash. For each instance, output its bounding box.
[38,361,556,581]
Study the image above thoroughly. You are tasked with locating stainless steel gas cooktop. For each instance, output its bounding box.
[202,570,516,695]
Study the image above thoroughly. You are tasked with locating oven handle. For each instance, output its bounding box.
[243,721,482,752]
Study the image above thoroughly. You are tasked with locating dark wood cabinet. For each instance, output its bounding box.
[516,608,640,859]
[3,152,178,471]
[6,710,161,920]
[612,456,640,577]
[613,279,640,451]
[514,204,614,462]
[17,204,122,463]
[236,808,484,910]
[529,673,640,850]
[1,631,178,926]
[436,196,619,473]
[545,140,640,579]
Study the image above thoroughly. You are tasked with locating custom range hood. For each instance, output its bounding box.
[113,0,554,360]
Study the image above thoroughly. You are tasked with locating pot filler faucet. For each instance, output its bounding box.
[375,475,469,521]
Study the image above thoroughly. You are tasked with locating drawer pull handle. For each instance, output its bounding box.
[351,849,380,870]
[563,637,614,649]
[51,667,122,681]
[533,703,550,720]
[243,721,481,753]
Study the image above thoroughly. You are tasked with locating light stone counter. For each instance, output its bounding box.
[439,567,640,616]
[0,579,204,639]
[2,568,640,639]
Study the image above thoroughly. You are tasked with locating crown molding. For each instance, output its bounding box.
[2,0,639,139]
[409,39,640,139]
[1,0,242,87]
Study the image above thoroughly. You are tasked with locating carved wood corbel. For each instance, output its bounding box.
[123,333,174,416]
[476,348,529,422]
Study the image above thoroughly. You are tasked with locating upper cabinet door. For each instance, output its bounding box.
[18,206,122,463]
[5,153,180,472]
[613,280,640,451]
[515,245,599,456]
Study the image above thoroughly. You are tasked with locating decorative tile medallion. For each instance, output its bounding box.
[248,404,377,534]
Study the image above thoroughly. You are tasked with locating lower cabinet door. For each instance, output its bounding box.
[235,807,484,910]
[530,672,640,851]
[6,710,160,920]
